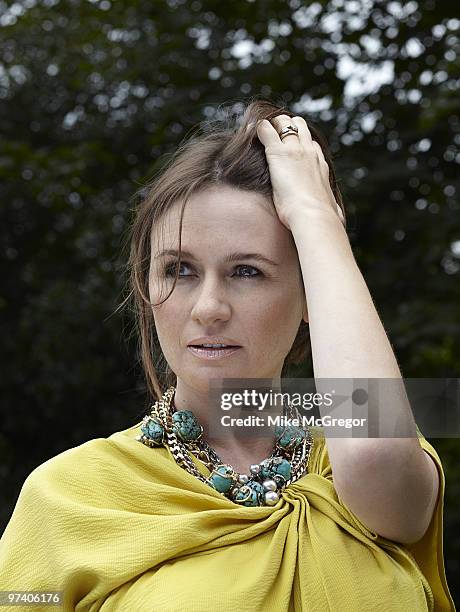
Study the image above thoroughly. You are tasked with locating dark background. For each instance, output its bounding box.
[1,0,459,601]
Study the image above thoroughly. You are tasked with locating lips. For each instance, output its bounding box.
[187,345,242,360]
[189,345,238,348]
[187,337,242,348]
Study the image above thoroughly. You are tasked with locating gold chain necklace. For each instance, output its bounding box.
[137,386,313,507]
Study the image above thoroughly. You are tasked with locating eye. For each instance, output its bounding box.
[235,265,261,278]
[163,261,262,279]
[164,262,192,277]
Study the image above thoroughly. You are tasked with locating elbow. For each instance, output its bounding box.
[332,443,439,546]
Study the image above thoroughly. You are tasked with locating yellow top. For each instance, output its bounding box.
[0,422,455,611]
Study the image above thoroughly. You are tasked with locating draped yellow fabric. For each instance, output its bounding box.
[0,422,455,611]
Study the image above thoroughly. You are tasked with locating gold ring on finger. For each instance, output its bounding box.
[279,124,299,141]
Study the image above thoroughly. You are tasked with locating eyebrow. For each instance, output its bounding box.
[154,249,279,267]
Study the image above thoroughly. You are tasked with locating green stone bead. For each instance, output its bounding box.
[172,410,202,442]
[274,424,306,451]
[140,417,164,445]
[234,480,265,506]
[208,465,235,493]
[274,458,291,480]
[260,458,291,482]
[259,464,272,480]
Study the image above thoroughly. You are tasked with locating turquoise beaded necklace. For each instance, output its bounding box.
[137,386,313,507]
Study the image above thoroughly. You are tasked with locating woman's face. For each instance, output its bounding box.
[149,184,308,393]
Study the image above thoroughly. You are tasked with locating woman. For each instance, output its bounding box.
[0,100,455,611]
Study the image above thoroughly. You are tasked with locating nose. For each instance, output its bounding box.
[190,275,232,325]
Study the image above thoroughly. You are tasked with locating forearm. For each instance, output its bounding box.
[289,206,435,543]
[290,207,401,379]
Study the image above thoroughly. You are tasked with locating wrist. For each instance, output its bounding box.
[286,203,346,233]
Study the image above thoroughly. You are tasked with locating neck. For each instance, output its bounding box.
[171,378,286,469]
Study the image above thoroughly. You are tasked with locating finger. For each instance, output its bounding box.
[291,116,313,146]
[271,114,302,145]
[256,119,282,147]
[312,140,330,174]
[311,140,345,223]
[337,204,346,224]
[311,139,324,160]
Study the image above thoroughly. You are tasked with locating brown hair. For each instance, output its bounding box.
[119,98,346,403]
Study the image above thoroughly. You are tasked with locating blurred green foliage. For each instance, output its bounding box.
[0,0,459,600]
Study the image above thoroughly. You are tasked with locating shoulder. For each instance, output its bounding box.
[22,426,140,501]
[32,437,112,477]
[22,420,165,497]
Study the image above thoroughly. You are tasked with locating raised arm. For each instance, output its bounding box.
[256,115,439,544]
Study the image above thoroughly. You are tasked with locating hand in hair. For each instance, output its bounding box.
[256,115,345,231]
